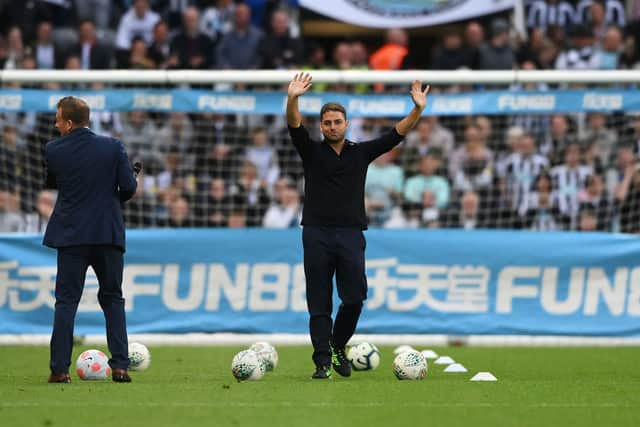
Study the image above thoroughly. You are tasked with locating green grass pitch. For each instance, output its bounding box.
[1,345,639,427]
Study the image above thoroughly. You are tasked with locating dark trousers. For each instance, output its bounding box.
[302,226,367,367]
[50,245,129,374]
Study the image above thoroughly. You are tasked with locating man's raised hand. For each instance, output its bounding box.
[288,73,313,98]
[410,80,430,110]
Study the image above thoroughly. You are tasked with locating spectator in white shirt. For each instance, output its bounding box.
[498,132,549,217]
[200,0,235,43]
[0,190,23,232]
[523,172,564,230]
[89,83,123,138]
[245,127,280,192]
[555,25,599,70]
[23,190,56,233]
[115,0,160,51]
[365,149,404,225]
[383,201,422,229]
[262,178,301,228]
[551,142,594,228]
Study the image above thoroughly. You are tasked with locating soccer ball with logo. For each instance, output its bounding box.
[128,342,151,371]
[249,342,278,372]
[392,350,428,380]
[347,342,380,371]
[231,350,265,381]
[76,349,110,380]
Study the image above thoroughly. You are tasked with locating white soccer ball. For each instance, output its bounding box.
[249,341,278,371]
[128,342,151,371]
[392,350,428,380]
[76,349,110,380]
[347,342,380,371]
[231,350,265,381]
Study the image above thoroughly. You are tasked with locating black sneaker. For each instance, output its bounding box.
[330,343,351,377]
[311,365,331,379]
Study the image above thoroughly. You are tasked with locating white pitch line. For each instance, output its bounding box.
[0,401,634,409]
[4,333,640,346]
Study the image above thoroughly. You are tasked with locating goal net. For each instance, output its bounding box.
[1,70,639,234]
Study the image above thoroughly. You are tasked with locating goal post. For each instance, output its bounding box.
[3,69,640,84]
[2,69,640,232]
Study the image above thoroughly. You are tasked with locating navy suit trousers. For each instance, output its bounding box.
[50,245,129,374]
[302,226,367,367]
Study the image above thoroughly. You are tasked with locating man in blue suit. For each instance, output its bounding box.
[44,96,138,383]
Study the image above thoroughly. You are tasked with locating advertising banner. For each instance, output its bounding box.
[1,229,639,336]
[0,89,634,116]
[298,0,515,29]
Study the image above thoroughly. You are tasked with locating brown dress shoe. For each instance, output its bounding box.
[48,373,71,383]
[112,368,132,383]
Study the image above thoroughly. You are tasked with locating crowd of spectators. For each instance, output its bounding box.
[2,0,640,233]
[2,0,639,73]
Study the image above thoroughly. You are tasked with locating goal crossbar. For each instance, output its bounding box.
[2,69,640,85]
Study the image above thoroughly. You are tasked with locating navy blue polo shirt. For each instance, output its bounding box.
[288,124,404,229]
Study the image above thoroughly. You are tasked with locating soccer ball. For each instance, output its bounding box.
[249,341,278,371]
[392,350,428,380]
[231,350,265,381]
[128,342,151,371]
[347,342,380,371]
[76,349,110,380]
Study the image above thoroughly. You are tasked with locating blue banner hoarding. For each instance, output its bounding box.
[1,229,640,336]
[0,88,635,116]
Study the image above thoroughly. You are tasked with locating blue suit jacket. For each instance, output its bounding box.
[43,128,137,251]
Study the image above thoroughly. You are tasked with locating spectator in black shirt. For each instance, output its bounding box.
[67,20,113,70]
[431,30,472,70]
[128,36,156,69]
[193,116,244,181]
[443,190,492,229]
[259,9,303,69]
[0,125,26,193]
[168,7,215,70]
[464,21,484,69]
[615,163,640,234]
[516,27,546,67]
[478,18,516,70]
[195,177,231,227]
[228,160,270,226]
[285,72,429,379]
[30,21,65,69]
[123,185,157,228]
[160,196,200,228]
[149,20,171,69]
[579,174,611,231]
[541,114,576,165]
